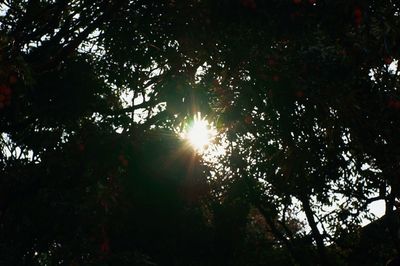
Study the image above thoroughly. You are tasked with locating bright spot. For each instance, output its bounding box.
[181,113,216,152]
[187,120,210,150]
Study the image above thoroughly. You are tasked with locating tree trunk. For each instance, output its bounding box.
[299,194,329,265]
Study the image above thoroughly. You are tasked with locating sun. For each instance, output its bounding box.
[181,113,216,152]
[187,119,210,150]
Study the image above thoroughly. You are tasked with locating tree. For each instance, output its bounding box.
[1,0,399,265]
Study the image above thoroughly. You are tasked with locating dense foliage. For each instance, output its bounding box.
[1,0,399,265]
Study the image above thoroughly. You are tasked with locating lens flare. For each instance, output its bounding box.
[182,113,216,152]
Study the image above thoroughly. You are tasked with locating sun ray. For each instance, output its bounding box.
[180,112,216,153]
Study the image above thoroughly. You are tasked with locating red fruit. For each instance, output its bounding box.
[214,86,224,95]
[0,85,11,95]
[354,7,362,26]
[296,90,304,98]
[272,75,280,81]
[384,57,393,65]
[100,239,109,254]
[394,101,400,110]
[387,99,400,109]
[100,199,109,211]
[78,143,85,152]
[244,115,252,124]
[293,0,301,4]
[267,58,276,66]
[118,155,128,167]
[241,0,256,9]
[354,7,362,18]
[387,99,395,108]
[9,75,17,85]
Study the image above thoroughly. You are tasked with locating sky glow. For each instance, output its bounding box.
[181,113,216,153]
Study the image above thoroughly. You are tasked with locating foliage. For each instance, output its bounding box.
[1,0,400,265]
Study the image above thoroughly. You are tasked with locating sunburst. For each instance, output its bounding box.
[180,113,217,153]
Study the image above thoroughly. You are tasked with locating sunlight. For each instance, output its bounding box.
[181,112,217,152]
[187,119,210,150]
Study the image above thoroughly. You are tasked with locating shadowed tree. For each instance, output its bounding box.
[1,0,400,265]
